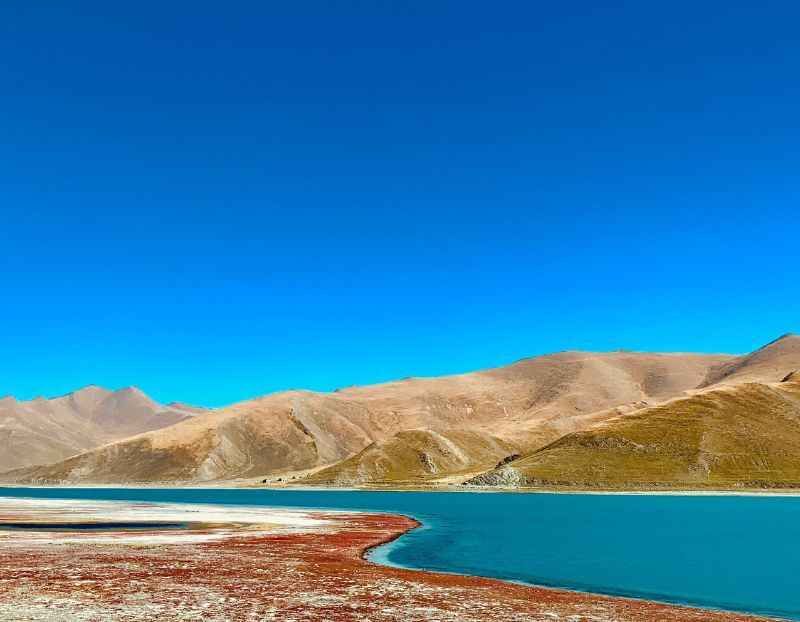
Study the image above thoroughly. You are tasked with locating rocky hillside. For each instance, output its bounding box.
[0,386,202,472]
[9,350,730,485]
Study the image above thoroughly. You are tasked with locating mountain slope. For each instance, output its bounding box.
[305,428,518,486]
[466,375,800,489]
[13,351,731,484]
[701,333,800,387]
[0,386,202,472]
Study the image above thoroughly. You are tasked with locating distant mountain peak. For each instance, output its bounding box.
[0,383,193,475]
[701,333,800,387]
[757,333,800,350]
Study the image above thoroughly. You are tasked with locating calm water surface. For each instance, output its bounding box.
[0,488,797,620]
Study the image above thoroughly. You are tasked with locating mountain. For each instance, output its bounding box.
[11,350,732,485]
[700,334,800,387]
[8,335,799,489]
[0,386,203,472]
[466,374,800,489]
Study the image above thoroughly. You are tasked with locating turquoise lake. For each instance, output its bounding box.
[1,488,797,620]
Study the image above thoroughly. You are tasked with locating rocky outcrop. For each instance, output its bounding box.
[495,454,522,469]
[781,370,800,383]
[463,467,528,487]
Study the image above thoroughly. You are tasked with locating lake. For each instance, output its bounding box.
[0,488,797,620]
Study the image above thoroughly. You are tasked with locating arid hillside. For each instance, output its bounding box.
[0,386,202,472]
[7,335,800,489]
[10,349,733,485]
[305,428,517,486]
[466,373,800,489]
[700,334,800,387]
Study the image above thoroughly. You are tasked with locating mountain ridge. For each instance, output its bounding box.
[4,335,799,490]
[7,349,733,485]
[0,386,206,473]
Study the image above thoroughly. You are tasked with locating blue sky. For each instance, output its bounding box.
[1,1,798,407]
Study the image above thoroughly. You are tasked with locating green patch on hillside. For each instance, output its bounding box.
[305,428,517,485]
[470,381,800,489]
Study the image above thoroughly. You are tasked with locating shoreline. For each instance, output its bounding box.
[0,496,785,621]
[4,482,800,497]
[367,522,793,622]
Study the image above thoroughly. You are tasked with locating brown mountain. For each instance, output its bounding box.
[464,334,800,489]
[466,374,800,489]
[12,350,732,485]
[700,334,800,387]
[9,334,800,489]
[0,386,203,473]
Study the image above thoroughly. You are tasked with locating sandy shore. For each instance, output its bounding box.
[0,497,782,621]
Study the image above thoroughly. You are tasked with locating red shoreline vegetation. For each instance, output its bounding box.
[0,511,779,622]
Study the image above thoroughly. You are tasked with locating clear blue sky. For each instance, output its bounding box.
[1,1,798,407]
